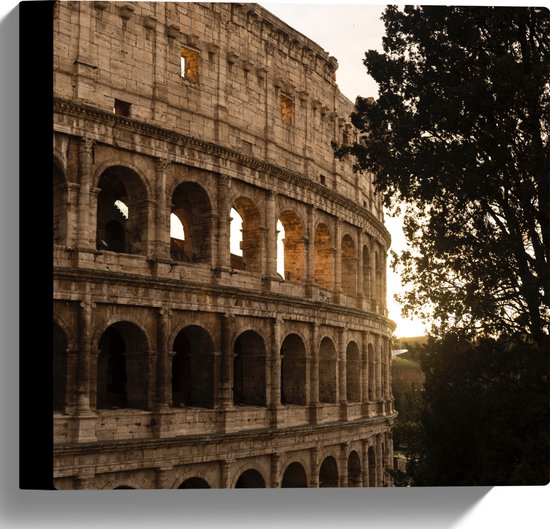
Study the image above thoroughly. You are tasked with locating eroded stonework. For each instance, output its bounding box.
[53,1,396,489]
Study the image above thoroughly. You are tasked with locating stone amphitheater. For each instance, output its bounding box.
[53,1,396,489]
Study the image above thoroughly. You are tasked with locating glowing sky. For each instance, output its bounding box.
[261,2,428,337]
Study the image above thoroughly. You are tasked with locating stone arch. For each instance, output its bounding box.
[319,456,339,487]
[171,181,212,263]
[368,446,377,487]
[314,222,333,289]
[233,330,266,406]
[281,461,308,488]
[319,336,337,403]
[177,477,211,489]
[280,333,307,405]
[53,154,67,245]
[102,478,141,490]
[96,165,149,255]
[347,450,362,487]
[346,341,361,402]
[278,209,305,281]
[341,234,357,297]
[96,321,150,410]
[53,320,69,412]
[172,325,215,409]
[234,468,266,488]
[230,195,264,273]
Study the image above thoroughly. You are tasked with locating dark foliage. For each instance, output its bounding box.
[336,6,550,485]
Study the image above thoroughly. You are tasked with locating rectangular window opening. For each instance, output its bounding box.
[281,93,294,125]
[113,99,131,117]
[181,47,200,82]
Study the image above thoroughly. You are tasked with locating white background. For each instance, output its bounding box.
[2,1,547,527]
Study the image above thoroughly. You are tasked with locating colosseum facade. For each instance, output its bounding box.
[53,1,396,490]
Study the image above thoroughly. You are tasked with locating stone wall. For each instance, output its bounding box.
[53,1,396,489]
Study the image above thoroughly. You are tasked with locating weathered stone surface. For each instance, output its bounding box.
[53,1,395,489]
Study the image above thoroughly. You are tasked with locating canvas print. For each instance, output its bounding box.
[51,1,549,490]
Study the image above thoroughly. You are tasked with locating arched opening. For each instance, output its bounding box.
[53,322,68,412]
[281,462,307,488]
[346,341,361,402]
[368,446,377,487]
[276,219,285,278]
[280,334,307,405]
[96,166,148,254]
[172,325,215,408]
[314,223,333,289]
[171,182,212,262]
[319,337,337,403]
[368,343,375,401]
[348,451,362,487]
[230,197,263,273]
[113,485,135,489]
[362,245,371,299]
[341,234,357,297]
[319,456,339,488]
[233,331,266,406]
[178,477,211,489]
[278,210,305,281]
[235,469,266,488]
[53,158,66,245]
[97,322,149,409]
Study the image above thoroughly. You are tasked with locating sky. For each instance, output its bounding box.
[261,2,428,338]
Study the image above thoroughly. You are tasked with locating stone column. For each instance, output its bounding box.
[156,307,172,410]
[216,174,231,271]
[357,230,364,306]
[270,317,283,427]
[77,137,95,250]
[361,331,369,416]
[270,453,281,488]
[155,158,170,259]
[220,313,234,409]
[220,459,233,488]
[65,182,80,248]
[310,447,320,487]
[338,327,347,420]
[156,465,173,489]
[375,335,383,402]
[74,298,97,442]
[305,205,316,294]
[309,323,320,423]
[333,219,342,302]
[376,434,384,486]
[264,190,278,280]
[65,347,78,415]
[361,440,369,487]
[340,442,350,487]
[147,350,157,410]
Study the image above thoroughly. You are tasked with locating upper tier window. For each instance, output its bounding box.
[181,47,199,82]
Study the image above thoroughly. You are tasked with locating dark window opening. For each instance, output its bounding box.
[114,99,131,117]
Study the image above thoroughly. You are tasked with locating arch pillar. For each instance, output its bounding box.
[65,182,80,248]
[76,137,95,250]
[220,458,234,488]
[270,453,281,488]
[340,442,350,487]
[156,465,173,489]
[216,174,231,272]
[357,230,364,307]
[155,158,170,259]
[309,323,320,423]
[305,205,316,296]
[338,328,347,420]
[309,447,320,487]
[362,440,371,487]
[333,219,342,303]
[220,313,235,410]
[376,434,384,486]
[264,190,278,281]
[270,317,283,427]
